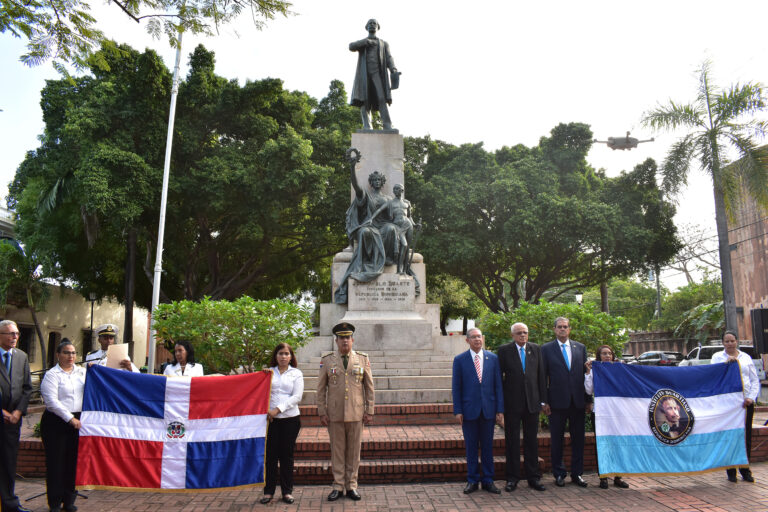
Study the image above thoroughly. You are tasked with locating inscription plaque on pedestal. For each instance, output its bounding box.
[349,275,415,311]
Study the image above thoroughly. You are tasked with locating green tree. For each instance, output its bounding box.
[152,296,311,374]
[582,278,661,331]
[428,273,487,335]
[0,240,50,367]
[652,276,723,331]
[2,0,291,69]
[642,61,768,332]
[480,301,628,358]
[405,124,680,313]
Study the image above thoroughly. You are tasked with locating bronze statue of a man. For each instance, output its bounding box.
[349,19,399,131]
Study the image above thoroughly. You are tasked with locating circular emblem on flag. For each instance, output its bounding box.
[648,389,694,445]
[167,421,186,439]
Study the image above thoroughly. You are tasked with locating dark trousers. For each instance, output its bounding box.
[264,416,301,495]
[549,404,585,478]
[462,415,496,484]
[0,418,22,511]
[41,410,80,510]
[727,402,754,479]
[504,409,540,483]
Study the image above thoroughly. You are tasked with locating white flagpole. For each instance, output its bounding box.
[148,30,183,374]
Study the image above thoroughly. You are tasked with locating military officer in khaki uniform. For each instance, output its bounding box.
[317,322,374,501]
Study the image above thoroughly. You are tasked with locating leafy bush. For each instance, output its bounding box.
[153,296,312,375]
[674,301,724,343]
[480,301,628,358]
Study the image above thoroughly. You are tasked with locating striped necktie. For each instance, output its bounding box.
[474,353,482,382]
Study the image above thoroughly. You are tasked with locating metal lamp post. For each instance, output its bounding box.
[89,292,97,350]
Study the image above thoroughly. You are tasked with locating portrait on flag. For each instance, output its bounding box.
[76,365,271,491]
[592,361,748,477]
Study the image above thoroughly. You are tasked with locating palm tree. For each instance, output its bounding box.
[642,61,768,331]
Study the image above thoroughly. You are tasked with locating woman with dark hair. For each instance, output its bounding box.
[40,339,86,512]
[260,343,304,505]
[584,345,629,490]
[712,330,759,483]
[163,339,204,377]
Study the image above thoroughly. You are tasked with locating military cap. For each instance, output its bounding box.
[332,322,355,336]
[97,324,118,337]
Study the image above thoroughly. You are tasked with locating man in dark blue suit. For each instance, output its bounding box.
[452,328,504,494]
[541,317,591,488]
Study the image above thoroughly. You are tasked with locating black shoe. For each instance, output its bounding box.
[505,481,517,492]
[614,477,629,488]
[571,475,588,487]
[64,507,78,512]
[282,495,295,504]
[481,482,501,494]
[742,471,755,483]
[327,490,342,501]
[528,479,546,491]
[555,475,565,487]
[727,473,738,483]
[259,495,273,504]
[599,478,608,489]
[346,489,361,501]
[463,482,479,494]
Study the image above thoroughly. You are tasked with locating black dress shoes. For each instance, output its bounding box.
[346,489,361,501]
[571,475,588,487]
[599,477,609,489]
[504,481,517,492]
[481,482,501,494]
[327,490,342,501]
[528,479,546,491]
[613,476,629,488]
[554,475,565,487]
[463,482,479,494]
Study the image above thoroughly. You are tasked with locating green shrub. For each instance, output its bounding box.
[480,300,628,358]
[153,296,312,375]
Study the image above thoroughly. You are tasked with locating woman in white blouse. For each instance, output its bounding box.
[712,330,759,483]
[260,343,304,505]
[163,340,204,377]
[40,339,87,512]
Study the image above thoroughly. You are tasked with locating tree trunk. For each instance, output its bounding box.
[600,282,609,313]
[712,182,738,332]
[27,289,46,370]
[124,228,136,347]
[462,316,468,335]
[439,311,448,336]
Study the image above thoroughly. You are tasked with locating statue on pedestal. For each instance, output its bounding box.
[349,18,400,131]
[334,148,419,304]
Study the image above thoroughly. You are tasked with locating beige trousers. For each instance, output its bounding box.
[328,421,363,491]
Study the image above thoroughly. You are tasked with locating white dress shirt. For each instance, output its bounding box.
[469,348,484,378]
[269,366,304,418]
[163,362,205,377]
[40,364,87,423]
[711,349,760,401]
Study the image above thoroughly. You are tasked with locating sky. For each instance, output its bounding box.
[2,0,768,289]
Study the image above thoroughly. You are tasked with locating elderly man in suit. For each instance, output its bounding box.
[497,322,546,492]
[452,327,504,494]
[541,316,591,488]
[317,322,374,502]
[0,320,33,512]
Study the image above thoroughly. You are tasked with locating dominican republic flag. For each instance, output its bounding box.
[593,361,747,476]
[76,365,271,491]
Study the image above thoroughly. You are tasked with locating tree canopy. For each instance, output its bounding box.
[642,60,768,331]
[1,0,291,69]
[8,43,356,310]
[404,123,681,313]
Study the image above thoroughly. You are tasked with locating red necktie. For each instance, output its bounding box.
[474,353,482,383]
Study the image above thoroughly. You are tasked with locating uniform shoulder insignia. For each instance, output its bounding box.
[321,352,334,358]
[87,350,98,355]
[356,351,368,358]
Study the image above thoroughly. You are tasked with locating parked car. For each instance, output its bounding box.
[620,354,637,364]
[680,345,766,380]
[633,351,684,366]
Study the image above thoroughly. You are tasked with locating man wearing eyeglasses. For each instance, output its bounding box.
[0,320,33,512]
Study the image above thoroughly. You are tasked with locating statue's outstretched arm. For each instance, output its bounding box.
[346,148,363,199]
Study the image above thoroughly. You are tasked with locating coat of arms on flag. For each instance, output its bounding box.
[593,361,748,476]
[76,365,271,491]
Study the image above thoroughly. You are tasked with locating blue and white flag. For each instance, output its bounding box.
[593,362,747,476]
[77,365,271,491]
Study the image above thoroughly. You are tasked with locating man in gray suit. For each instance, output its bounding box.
[0,320,33,512]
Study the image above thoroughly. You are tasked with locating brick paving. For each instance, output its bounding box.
[13,461,768,511]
